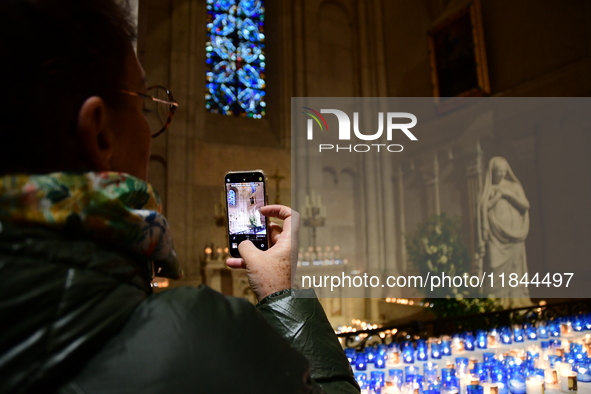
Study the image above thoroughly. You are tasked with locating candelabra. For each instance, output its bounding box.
[302,191,326,258]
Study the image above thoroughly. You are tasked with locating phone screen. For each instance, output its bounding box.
[225,171,269,258]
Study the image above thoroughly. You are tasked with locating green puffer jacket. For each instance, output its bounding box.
[0,224,359,394]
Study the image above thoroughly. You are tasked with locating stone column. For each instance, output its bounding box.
[461,143,484,275]
[419,154,441,217]
[396,165,407,272]
[381,153,398,278]
[168,0,200,285]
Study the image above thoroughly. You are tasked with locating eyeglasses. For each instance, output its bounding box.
[119,85,179,138]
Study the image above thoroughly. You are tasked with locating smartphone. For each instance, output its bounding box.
[224,170,269,258]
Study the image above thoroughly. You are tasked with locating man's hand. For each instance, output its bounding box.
[226,205,299,301]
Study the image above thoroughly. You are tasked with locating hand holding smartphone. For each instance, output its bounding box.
[224,170,269,258]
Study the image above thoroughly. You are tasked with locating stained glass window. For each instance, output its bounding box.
[206,0,266,118]
[228,189,236,206]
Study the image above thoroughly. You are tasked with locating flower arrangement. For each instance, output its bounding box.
[406,214,501,319]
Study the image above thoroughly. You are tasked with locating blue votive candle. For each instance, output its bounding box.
[464,333,475,351]
[441,339,452,356]
[477,330,488,349]
[467,384,484,394]
[500,327,512,345]
[537,324,549,339]
[513,327,524,343]
[403,348,415,364]
[431,342,442,360]
[356,353,368,371]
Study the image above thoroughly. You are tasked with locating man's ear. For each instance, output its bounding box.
[77,96,114,171]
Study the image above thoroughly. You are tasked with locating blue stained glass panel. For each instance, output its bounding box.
[238,0,262,17]
[238,88,265,115]
[214,0,236,12]
[228,189,236,206]
[211,14,236,36]
[209,83,236,114]
[237,42,261,63]
[206,0,265,117]
[238,18,262,42]
[211,61,235,83]
[237,64,264,89]
[211,36,236,60]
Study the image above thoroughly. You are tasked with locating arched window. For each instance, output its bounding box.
[206,0,266,118]
[228,189,236,206]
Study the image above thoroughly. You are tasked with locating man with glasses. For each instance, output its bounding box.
[0,1,358,393]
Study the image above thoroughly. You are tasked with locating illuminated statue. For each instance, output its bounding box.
[477,156,531,307]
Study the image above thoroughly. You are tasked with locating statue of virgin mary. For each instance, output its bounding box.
[477,157,531,307]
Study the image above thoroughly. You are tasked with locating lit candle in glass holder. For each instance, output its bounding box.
[367,347,377,364]
[462,374,481,394]
[482,382,499,394]
[468,385,484,394]
[526,325,538,340]
[558,361,572,390]
[405,365,420,381]
[501,327,513,345]
[508,374,526,394]
[376,355,387,369]
[514,327,525,343]
[388,369,404,388]
[525,376,544,394]
[573,316,584,332]
[544,368,559,387]
[548,355,560,369]
[355,371,367,386]
[403,347,414,364]
[356,353,368,371]
[559,371,577,393]
[456,357,469,375]
[445,358,456,369]
[452,334,465,354]
[483,352,495,365]
[465,333,475,351]
[491,368,509,394]
[560,321,572,337]
[531,369,545,380]
[477,330,488,349]
[389,349,402,365]
[442,339,452,356]
[441,368,455,384]
[575,361,591,383]
[431,342,442,360]
[538,324,549,339]
[489,329,501,347]
[383,384,401,394]
[417,340,428,362]
[549,322,561,338]
[474,362,489,381]
[372,370,386,384]
[345,348,357,364]
[443,384,460,394]
[424,362,438,384]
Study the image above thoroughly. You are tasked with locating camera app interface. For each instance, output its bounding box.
[226,181,267,253]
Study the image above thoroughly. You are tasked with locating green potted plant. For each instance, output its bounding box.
[406,214,501,319]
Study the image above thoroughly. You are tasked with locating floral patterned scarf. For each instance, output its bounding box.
[0,172,182,279]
